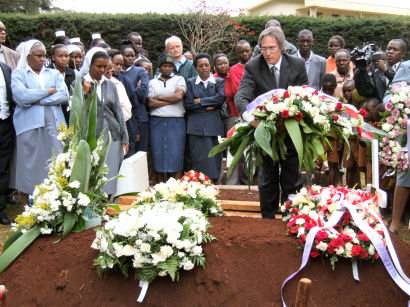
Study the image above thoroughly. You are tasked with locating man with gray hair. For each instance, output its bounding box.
[251,19,297,59]
[0,20,18,70]
[235,26,308,219]
[163,35,197,81]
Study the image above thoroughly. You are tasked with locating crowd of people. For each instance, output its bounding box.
[0,18,408,231]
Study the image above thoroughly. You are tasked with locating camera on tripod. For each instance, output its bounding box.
[350,43,384,69]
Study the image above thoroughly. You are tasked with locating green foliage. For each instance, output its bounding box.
[0,13,407,70]
[0,226,41,273]
[157,256,180,281]
[0,0,53,14]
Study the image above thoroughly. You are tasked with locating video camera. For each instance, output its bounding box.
[350,43,384,69]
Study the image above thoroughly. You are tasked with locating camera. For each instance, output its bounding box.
[350,43,384,69]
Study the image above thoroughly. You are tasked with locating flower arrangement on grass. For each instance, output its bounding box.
[92,201,216,282]
[209,86,367,183]
[13,123,108,235]
[0,73,112,273]
[378,81,410,173]
[282,185,385,269]
[134,171,223,217]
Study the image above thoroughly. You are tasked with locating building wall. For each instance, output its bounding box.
[247,0,410,17]
[247,0,304,16]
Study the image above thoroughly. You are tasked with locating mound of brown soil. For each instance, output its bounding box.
[0,217,409,306]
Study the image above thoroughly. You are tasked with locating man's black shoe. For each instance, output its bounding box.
[0,211,12,225]
[7,195,21,205]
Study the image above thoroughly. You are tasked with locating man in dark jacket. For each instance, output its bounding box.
[235,27,308,219]
[0,62,14,224]
[354,39,406,102]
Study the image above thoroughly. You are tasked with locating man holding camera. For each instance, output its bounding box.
[354,39,406,102]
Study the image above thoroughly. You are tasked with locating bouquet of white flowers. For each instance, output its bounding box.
[92,201,215,282]
[134,171,223,217]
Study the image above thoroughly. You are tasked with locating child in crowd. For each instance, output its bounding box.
[314,74,339,185]
[135,58,153,79]
[342,80,361,188]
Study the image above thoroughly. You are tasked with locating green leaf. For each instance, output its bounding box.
[99,130,112,167]
[284,119,303,170]
[227,135,251,174]
[300,119,313,133]
[254,122,273,159]
[69,72,84,128]
[60,212,77,241]
[208,137,234,157]
[108,204,122,213]
[70,140,91,193]
[311,137,325,156]
[2,229,23,252]
[0,226,41,273]
[72,216,86,232]
[87,91,98,151]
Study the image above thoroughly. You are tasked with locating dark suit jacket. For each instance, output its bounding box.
[235,53,308,115]
[184,77,225,136]
[0,62,15,115]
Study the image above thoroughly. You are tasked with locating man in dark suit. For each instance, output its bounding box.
[0,62,15,224]
[235,27,308,219]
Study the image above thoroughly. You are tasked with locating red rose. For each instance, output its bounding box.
[336,102,343,111]
[294,112,303,121]
[359,107,367,117]
[304,223,314,231]
[273,96,279,103]
[316,230,329,241]
[281,110,289,118]
[327,244,336,254]
[332,114,339,121]
[285,201,292,209]
[283,91,290,98]
[204,175,209,181]
[358,234,370,242]
[351,245,362,257]
[299,234,306,244]
[312,90,319,95]
[310,249,320,258]
[290,225,299,234]
[291,208,299,214]
[359,248,368,259]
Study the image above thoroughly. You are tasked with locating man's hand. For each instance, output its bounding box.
[194,98,200,104]
[122,144,129,156]
[137,80,142,87]
[206,106,215,111]
[250,120,259,128]
[375,59,386,72]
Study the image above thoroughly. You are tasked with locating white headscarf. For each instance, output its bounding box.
[67,44,81,55]
[79,47,107,76]
[16,39,45,70]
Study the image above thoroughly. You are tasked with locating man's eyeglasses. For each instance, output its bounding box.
[261,46,278,52]
[0,28,7,33]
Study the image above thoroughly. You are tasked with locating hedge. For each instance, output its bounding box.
[0,13,408,68]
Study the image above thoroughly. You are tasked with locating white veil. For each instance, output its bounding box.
[79,47,107,76]
[16,39,44,70]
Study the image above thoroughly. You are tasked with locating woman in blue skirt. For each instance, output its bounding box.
[148,53,186,182]
[184,53,225,182]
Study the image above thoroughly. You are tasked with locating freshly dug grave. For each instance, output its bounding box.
[0,216,409,306]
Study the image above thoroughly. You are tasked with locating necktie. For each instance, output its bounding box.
[271,66,279,88]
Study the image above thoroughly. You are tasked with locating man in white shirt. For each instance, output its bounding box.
[0,21,18,70]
